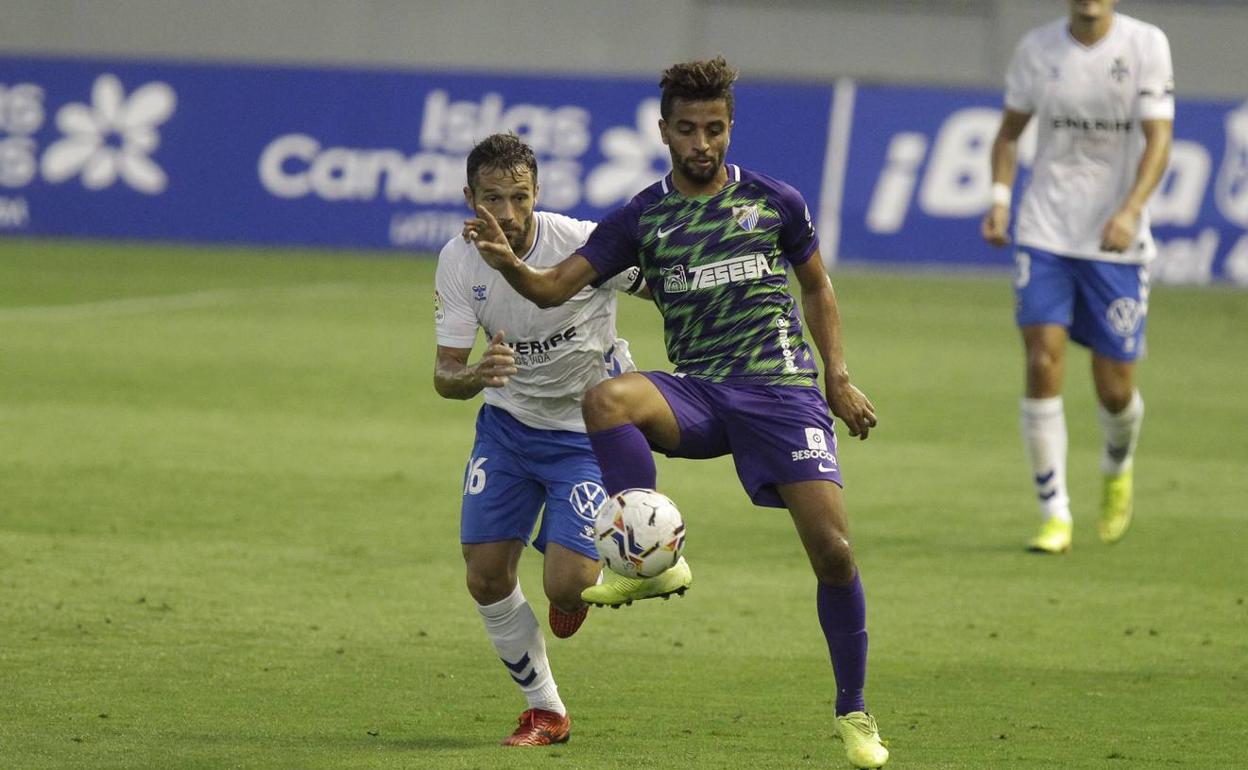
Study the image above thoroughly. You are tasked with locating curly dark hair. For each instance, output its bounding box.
[659,56,739,120]
[465,133,538,192]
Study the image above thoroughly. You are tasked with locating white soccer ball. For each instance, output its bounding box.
[593,488,686,579]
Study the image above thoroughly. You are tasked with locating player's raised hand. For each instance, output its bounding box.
[826,379,877,440]
[1100,206,1139,252]
[981,206,1011,247]
[465,206,520,271]
[476,329,517,389]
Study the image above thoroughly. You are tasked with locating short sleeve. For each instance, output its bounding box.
[776,185,819,266]
[1004,38,1036,114]
[1136,26,1175,121]
[434,243,479,349]
[578,204,641,284]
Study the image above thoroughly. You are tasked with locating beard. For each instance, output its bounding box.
[677,152,721,184]
[504,217,532,254]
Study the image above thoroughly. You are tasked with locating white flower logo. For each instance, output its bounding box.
[41,73,176,194]
[585,98,668,207]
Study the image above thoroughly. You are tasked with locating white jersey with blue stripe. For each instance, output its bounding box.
[435,210,642,432]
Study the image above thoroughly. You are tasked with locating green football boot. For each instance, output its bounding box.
[1027,517,1072,554]
[581,556,692,608]
[835,711,889,768]
[1099,466,1134,544]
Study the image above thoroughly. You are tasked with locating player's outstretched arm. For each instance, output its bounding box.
[434,330,517,400]
[465,206,598,308]
[793,252,877,440]
[1101,118,1173,252]
[981,109,1032,247]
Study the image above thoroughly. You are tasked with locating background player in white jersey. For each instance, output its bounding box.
[981,0,1173,553]
[433,134,648,746]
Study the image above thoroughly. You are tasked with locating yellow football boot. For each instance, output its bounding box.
[1099,466,1134,544]
[581,557,692,607]
[835,711,889,768]
[1027,517,1072,554]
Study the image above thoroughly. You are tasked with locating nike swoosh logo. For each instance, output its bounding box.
[818,463,837,473]
[657,224,682,238]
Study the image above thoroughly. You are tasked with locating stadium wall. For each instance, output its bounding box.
[2,0,1246,98]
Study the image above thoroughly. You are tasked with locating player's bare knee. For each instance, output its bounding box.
[1101,392,1131,414]
[582,379,630,428]
[545,583,587,613]
[809,539,856,586]
[465,570,515,606]
[1097,381,1134,414]
[1025,348,1059,378]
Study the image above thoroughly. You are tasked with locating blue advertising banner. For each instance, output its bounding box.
[0,56,830,253]
[1,55,1244,285]
[837,82,1248,285]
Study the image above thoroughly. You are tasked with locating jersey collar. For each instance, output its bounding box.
[1065,14,1118,51]
[660,164,741,196]
[518,213,542,262]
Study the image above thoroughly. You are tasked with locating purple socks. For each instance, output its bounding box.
[817,573,868,716]
[587,423,657,493]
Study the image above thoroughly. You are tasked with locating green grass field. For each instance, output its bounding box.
[2,238,1245,769]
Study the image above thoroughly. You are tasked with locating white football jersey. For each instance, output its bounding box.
[435,211,642,432]
[1006,13,1175,264]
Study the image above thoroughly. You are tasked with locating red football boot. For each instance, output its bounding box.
[501,708,571,746]
[548,604,588,639]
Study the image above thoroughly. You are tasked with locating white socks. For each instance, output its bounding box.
[1020,396,1071,522]
[1098,390,1144,475]
[476,584,566,716]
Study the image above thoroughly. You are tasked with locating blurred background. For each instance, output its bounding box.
[4,0,1246,96]
[2,0,1245,283]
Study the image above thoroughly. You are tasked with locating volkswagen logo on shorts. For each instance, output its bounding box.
[1106,298,1143,337]
[569,481,607,520]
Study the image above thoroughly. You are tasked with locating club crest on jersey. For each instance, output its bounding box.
[1109,58,1130,83]
[732,204,760,232]
[472,284,487,301]
[661,265,689,294]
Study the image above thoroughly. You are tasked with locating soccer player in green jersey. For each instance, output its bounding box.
[466,57,889,769]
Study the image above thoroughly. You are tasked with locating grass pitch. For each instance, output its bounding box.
[1,238,1245,769]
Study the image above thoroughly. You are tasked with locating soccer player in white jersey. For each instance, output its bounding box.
[982,0,1174,553]
[434,134,681,746]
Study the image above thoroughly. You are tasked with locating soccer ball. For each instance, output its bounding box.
[593,488,686,579]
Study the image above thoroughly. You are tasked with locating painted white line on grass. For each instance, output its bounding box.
[0,282,365,323]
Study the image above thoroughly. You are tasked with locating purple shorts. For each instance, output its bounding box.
[642,371,843,508]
